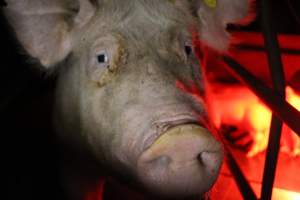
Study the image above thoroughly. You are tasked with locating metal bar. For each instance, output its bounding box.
[212,126,258,200]
[224,148,258,200]
[237,45,300,55]
[260,4,286,94]
[222,56,300,137]
[231,31,300,51]
[261,117,282,200]
[260,0,286,199]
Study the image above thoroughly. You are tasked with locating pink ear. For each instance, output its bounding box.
[197,0,255,52]
[3,0,96,68]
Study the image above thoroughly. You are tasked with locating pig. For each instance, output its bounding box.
[2,0,253,199]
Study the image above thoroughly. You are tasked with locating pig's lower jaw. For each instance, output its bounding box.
[136,125,223,198]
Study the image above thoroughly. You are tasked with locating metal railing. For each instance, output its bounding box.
[221,0,300,199]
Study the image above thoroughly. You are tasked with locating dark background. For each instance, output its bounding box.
[1,1,300,200]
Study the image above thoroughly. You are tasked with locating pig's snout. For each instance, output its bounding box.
[137,124,223,197]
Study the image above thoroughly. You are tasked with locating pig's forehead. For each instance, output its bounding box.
[83,0,198,40]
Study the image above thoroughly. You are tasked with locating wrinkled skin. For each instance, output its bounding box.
[3,0,252,199]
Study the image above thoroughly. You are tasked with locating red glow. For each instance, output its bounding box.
[85,180,105,200]
[208,84,300,156]
[278,190,300,200]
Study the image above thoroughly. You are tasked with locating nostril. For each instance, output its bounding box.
[198,151,222,170]
[137,125,223,197]
[197,152,204,165]
[149,155,172,166]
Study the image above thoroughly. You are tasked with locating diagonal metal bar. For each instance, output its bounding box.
[224,148,258,200]
[259,0,286,199]
[222,56,300,137]
[213,126,258,200]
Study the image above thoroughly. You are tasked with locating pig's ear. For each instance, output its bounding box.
[195,0,255,51]
[3,0,96,68]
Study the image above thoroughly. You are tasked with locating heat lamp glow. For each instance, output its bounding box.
[85,180,105,200]
[261,187,300,200]
[208,84,300,157]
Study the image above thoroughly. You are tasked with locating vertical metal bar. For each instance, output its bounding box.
[260,0,286,199]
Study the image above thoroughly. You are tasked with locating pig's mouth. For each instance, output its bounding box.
[143,114,205,152]
[136,114,223,198]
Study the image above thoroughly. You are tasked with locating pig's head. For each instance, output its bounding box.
[3,0,252,198]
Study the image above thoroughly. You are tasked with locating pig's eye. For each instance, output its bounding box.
[97,52,109,65]
[184,42,193,57]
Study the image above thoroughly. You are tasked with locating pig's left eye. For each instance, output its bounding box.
[184,44,193,56]
[184,42,193,57]
[97,51,109,65]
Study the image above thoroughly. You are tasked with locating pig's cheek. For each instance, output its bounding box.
[94,67,119,87]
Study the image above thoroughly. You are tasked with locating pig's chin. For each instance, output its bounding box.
[136,124,223,198]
